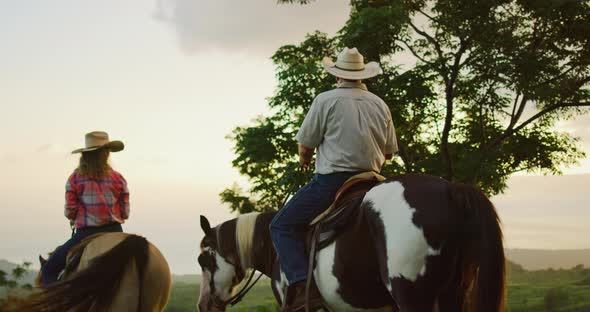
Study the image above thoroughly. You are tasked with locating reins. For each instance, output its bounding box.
[225,270,264,306]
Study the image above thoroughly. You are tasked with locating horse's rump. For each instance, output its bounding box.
[361,174,505,312]
[16,233,170,312]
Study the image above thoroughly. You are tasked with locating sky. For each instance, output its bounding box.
[0,0,589,274]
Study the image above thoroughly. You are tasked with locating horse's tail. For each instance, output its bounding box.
[17,234,149,312]
[451,183,506,312]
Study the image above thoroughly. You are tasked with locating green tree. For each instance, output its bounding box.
[0,262,33,311]
[222,0,590,212]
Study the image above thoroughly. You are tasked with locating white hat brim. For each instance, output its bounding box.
[322,57,382,80]
[71,140,124,154]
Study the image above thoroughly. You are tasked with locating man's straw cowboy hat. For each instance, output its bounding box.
[322,47,382,80]
[71,131,124,154]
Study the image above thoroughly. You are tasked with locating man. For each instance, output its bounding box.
[270,47,398,311]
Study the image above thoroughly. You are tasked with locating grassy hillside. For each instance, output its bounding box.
[506,261,590,311]
[171,274,201,284]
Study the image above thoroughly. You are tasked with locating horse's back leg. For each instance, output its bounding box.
[111,259,140,312]
[141,244,172,311]
[436,288,466,312]
[435,265,474,312]
[390,280,437,312]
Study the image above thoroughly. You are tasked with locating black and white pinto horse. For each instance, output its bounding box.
[197,174,506,312]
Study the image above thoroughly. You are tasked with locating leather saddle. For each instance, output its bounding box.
[306,171,385,251]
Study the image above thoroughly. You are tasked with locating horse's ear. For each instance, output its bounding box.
[200,215,212,236]
[39,255,47,267]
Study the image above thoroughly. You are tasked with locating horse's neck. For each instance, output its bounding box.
[249,212,277,276]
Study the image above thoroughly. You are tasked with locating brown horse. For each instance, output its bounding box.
[18,232,171,312]
[197,174,506,312]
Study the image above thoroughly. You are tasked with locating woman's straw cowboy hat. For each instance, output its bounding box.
[322,47,382,80]
[71,131,124,154]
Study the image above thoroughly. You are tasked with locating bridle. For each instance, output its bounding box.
[222,269,264,306]
[210,224,265,308]
[211,173,302,308]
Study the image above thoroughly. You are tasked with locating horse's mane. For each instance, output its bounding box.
[235,213,260,270]
[17,234,149,312]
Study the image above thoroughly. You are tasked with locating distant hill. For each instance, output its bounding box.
[1,259,204,286]
[505,249,590,270]
[171,274,201,284]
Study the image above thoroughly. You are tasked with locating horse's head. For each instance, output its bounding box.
[36,255,48,287]
[197,215,247,312]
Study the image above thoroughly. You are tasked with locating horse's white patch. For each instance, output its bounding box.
[428,247,441,256]
[315,243,357,311]
[198,247,215,307]
[275,270,288,303]
[363,181,440,288]
[315,243,393,312]
[213,253,236,300]
[198,269,212,307]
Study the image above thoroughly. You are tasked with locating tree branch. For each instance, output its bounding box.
[530,63,579,89]
[478,82,500,144]
[490,102,590,147]
[398,39,435,65]
[409,21,445,61]
[395,138,412,172]
[459,50,476,69]
[440,38,469,180]
[509,94,528,131]
[479,98,485,144]
[514,102,589,133]
[575,76,590,89]
[509,93,521,122]
[416,8,438,23]
[506,164,543,176]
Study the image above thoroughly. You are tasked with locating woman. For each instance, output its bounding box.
[40,131,130,287]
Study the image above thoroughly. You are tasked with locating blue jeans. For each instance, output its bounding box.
[41,223,123,287]
[270,172,360,285]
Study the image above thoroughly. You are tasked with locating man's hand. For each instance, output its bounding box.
[298,143,315,169]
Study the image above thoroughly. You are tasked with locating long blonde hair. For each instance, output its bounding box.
[78,148,111,179]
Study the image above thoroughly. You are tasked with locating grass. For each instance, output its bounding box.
[3,261,589,311]
[507,284,590,312]
[165,281,278,312]
[165,264,590,312]
[166,282,590,312]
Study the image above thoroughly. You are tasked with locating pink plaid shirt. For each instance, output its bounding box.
[65,169,130,229]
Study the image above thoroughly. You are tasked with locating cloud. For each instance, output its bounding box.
[154,0,350,55]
